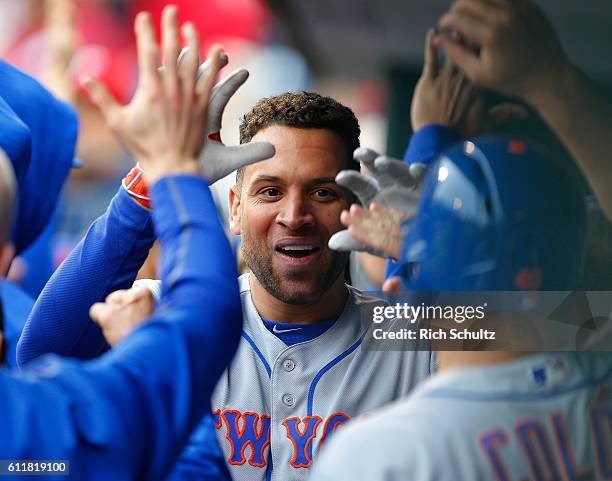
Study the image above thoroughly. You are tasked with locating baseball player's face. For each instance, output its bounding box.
[230,125,351,305]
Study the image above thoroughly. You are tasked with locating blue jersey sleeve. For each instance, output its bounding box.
[165,414,232,481]
[0,175,242,481]
[404,124,460,166]
[0,280,34,367]
[17,188,155,366]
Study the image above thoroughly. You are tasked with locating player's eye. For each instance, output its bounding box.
[259,187,282,198]
[312,188,338,201]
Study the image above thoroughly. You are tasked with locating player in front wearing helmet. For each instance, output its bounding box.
[311,135,612,481]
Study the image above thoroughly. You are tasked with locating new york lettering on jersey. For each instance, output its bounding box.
[212,409,351,469]
[211,274,432,481]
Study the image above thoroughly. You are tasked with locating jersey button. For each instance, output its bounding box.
[283,359,296,372]
[282,394,295,407]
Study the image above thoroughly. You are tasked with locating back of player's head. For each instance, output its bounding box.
[236,91,360,186]
[0,148,17,248]
[402,136,586,291]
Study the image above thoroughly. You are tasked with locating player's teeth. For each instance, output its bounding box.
[281,246,316,252]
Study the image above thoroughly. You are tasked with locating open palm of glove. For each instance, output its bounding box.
[341,203,406,260]
[339,147,426,214]
[329,147,425,257]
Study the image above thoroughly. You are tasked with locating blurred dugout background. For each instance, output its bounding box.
[1,0,611,295]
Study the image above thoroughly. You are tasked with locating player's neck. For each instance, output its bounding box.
[436,351,532,372]
[249,272,348,325]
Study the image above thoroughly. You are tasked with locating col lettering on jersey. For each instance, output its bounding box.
[210,274,432,481]
[310,352,612,481]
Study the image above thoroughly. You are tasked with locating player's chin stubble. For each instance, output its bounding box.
[241,237,348,305]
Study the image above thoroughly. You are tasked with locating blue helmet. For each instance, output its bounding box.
[400,136,586,291]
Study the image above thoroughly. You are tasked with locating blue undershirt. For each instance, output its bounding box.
[262,318,336,346]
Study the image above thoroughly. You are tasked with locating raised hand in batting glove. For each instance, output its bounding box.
[106,31,274,209]
[329,147,425,257]
[193,56,275,182]
[352,147,426,214]
[120,65,275,208]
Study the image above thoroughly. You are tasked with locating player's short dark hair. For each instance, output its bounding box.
[236,91,360,187]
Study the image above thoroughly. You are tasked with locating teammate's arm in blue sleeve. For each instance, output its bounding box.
[165,414,232,481]
[404,124,460,166]
[17,187,155,366]
[0,175,242,481]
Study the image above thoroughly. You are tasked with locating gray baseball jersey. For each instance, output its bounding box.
[311,352,612,481]
[209,273,432,481]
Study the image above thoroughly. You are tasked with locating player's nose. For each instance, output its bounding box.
[276,193,315,230]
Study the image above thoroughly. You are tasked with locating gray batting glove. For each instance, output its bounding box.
[201,67,275,182]
[178,49,276,183]
[329,147,426,256]
[351,147,425,213]
[328,229,387,258]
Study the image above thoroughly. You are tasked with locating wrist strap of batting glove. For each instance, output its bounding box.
[122,164,151,210]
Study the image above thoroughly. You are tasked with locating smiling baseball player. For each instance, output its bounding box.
[18,86,433,480]
[157,92,433,481]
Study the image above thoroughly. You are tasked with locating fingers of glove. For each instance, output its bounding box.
[207,68,249,133]
[195,44,224,115]
[409,162,428,183]
[329,229,387,258]
[328,229,367,252]
[335,170,379,207]
[374,156,418,189]
[353,147,380,171]
[200,141,275,183]
[196,53,229,84]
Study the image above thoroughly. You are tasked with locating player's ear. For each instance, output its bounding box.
[229,185,242,236]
